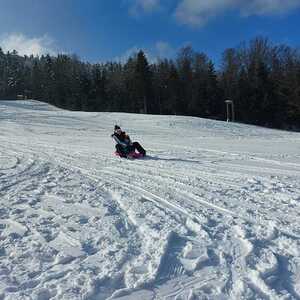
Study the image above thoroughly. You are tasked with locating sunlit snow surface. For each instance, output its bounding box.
[1,100,300,300]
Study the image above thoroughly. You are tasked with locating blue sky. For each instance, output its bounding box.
[1,0,300,66]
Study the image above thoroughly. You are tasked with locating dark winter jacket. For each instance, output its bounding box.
[111,132,132,148]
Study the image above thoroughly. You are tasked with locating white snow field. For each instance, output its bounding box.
[0,100,300,300]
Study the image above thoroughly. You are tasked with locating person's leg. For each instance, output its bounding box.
[115,144,127,157]
[127,145,135,153]
[132,142,146,156]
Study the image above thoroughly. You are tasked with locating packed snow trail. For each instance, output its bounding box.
[0,100,300,300]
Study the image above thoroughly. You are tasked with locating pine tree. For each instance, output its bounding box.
[177,46,194,115]
[135,50,152,113]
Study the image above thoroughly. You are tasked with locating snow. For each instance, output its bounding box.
[0,99,300,299]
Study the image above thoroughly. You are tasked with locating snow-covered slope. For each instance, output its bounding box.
[1,100,300,300]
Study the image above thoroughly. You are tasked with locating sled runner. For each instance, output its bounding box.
[114,151,144,159]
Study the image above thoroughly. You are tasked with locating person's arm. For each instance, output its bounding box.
[126,134,133,145]
[112,134,128,147]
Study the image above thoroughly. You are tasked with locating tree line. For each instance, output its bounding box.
[0,37,299,130]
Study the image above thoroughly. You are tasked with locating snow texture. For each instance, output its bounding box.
[0,100,300,299]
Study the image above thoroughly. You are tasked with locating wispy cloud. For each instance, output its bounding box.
[115,41,175,63]
[175,0,235,28]
[128,0,161,16]
[115,45,158,63]
[155,41,175,58]
[175,0,300,28]
[241,0,300,16]
[115,46,140,63]
[0,33,57,56]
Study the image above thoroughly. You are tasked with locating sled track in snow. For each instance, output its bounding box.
[2,145,211,226]
[103,163,300,237]
[101,168,238,220]
[13,142,299,241]
[0,151,147,299]
[2,139,300,299]
[58,153,300,239]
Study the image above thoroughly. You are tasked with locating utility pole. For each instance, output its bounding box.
[225,99,235,122]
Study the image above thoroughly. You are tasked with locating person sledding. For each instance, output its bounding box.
[111,125,146,158]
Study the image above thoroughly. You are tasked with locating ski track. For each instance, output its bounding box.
[0,100,300,299]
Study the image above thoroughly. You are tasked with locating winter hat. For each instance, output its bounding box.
[114,125,121,131]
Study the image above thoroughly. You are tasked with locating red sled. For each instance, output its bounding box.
[115,151,144,159]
